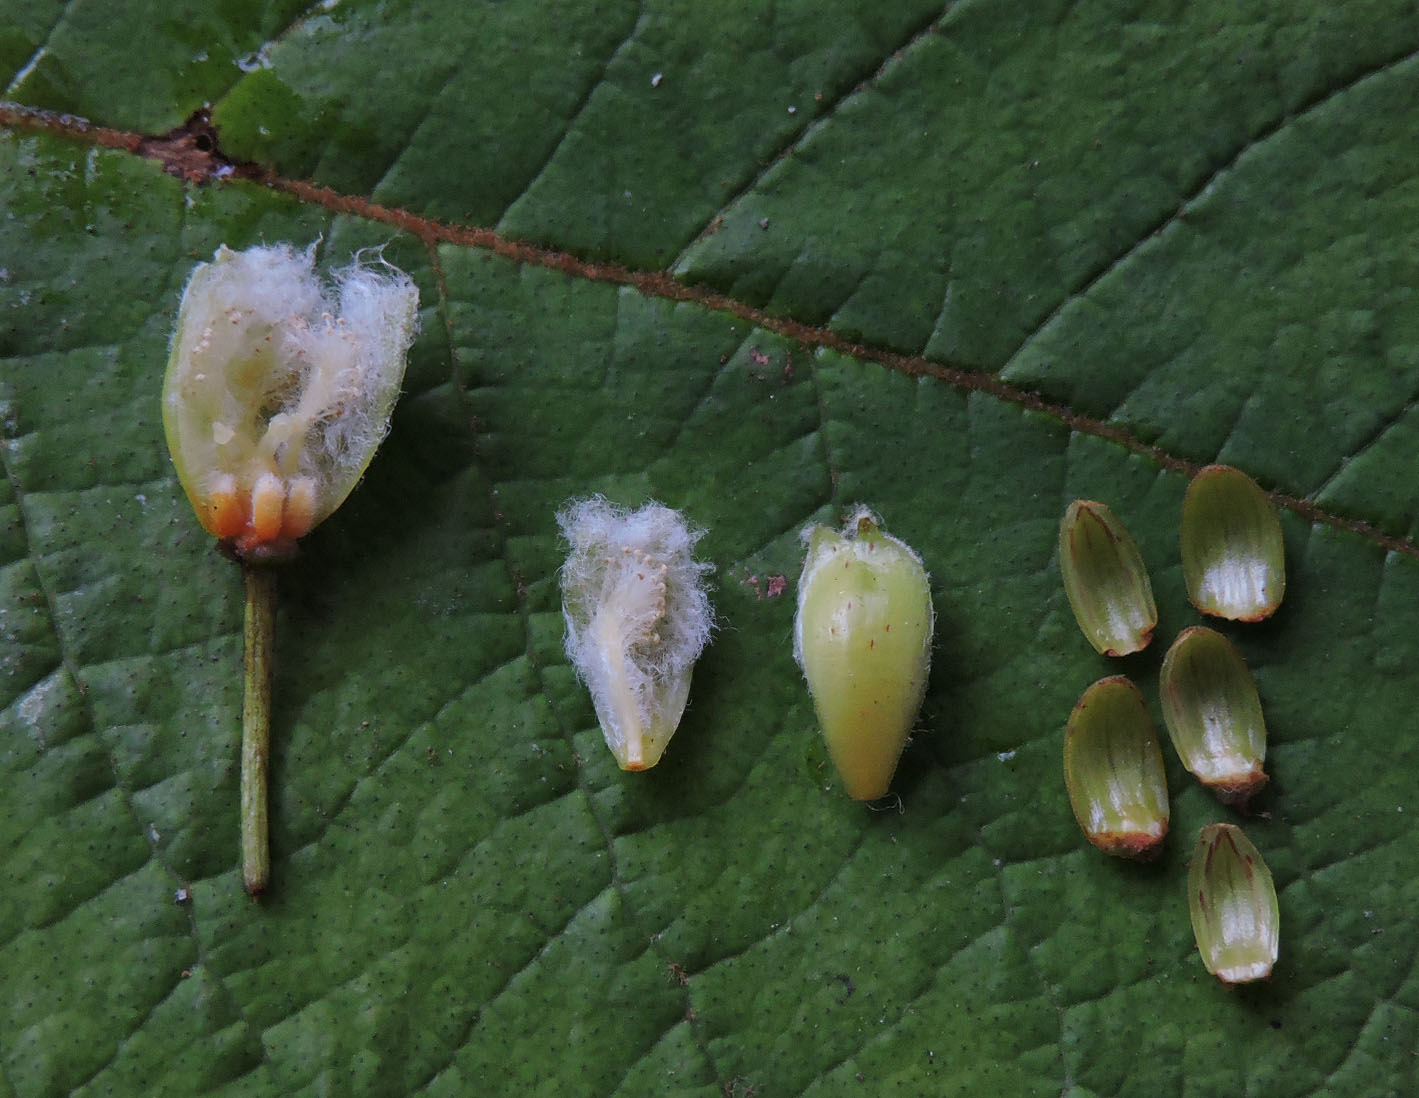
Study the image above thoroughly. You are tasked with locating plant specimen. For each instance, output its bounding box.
[1160,626,1269,805]
[163,242,418,895]
[1064,676,1170,858]
[558,496,714,770]
[1059,499,1158,656]
[795,507,934,801]
[1188,823,1280,984]
[1180,465,1285,621]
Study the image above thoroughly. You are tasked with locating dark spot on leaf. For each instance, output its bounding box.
[135,109,262,183]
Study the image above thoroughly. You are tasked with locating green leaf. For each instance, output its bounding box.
[4,3,1419,1096]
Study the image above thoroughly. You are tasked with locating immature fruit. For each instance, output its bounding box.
[1180,465,1285,621]
[558,497,714,771]
[161,241,418,897]
[1160,626,1268,805]
[1188,823,1279,984]
[794,508,933,801]
[163,242,419,561]
[1063,676,1170,859]
[1058,500,1158,656]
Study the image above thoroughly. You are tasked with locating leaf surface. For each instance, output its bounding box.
[4,3,1419,1096]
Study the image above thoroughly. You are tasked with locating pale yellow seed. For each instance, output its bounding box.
[283,476,319,539]
[206,472,245,539]
[249,472,286,544]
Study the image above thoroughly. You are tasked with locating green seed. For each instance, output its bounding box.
[1188,823,1279,985]
[1058,500,1158,656]
[1180,465,1285,621]
[1159,626,1268,805]
[794,508,933,801]
[1063,676,1170,859]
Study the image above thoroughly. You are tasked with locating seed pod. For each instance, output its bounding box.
[1063,676,1169,859]
[794,507,933,801]
[1058,500,1158,656]
[161,242,419,897]
[163,242,419,562]
[1188,823,1279,984]
[1160,626,1268,805]
[1180,465,1285,621]
[558,497,714,771]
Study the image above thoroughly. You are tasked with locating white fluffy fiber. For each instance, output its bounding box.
[166,241,418,523]
[288,249,420,474]
[557,496,714,764]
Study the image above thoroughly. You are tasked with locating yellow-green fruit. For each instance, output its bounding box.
[794,508,934,801]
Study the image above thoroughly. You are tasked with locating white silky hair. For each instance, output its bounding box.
[559,496,714,673]
[557,496,714,752]
[167,241,418,513]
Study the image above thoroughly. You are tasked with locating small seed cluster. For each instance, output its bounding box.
[1059,465,1283,985]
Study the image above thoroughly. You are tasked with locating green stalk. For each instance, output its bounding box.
[241,564,278,897]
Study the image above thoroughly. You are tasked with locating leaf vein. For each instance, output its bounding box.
[493,1,649,229]
[200,0,359,122]
[2,426,273,1086]
[992,862,1073,1095]
[1001,41,1419,382]
[8,104,1419,563]
[1310,390,1419,503]
[668,3,951,264]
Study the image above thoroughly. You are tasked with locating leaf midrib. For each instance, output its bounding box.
[2,100,1414,565]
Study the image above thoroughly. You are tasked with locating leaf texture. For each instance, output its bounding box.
[4,2,1419,1096]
